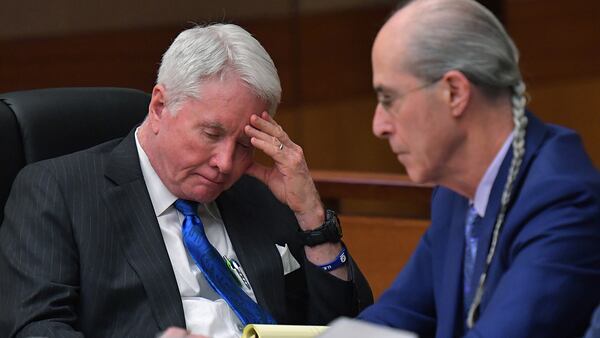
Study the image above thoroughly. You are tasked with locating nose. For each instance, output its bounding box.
[211,141,235,174]
[372,104,391,139]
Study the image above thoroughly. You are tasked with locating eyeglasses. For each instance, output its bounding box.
[376,79,440,112]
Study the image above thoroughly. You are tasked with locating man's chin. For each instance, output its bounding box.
[405,167,429,185]
[184,187,223,204]
[181,175,239,203]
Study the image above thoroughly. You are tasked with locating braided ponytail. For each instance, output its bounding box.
[467,81,528,328]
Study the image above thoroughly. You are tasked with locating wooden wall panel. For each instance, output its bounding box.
[505,0,600,168]
[506,0,600,84]
[0,27,179,93]
[296,7,388,102]
[0,1,290,40]
[297,96,404,172]
[342,216,429,299]
[527,78,600,166]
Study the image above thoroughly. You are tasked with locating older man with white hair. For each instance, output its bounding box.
[0,23,373,338]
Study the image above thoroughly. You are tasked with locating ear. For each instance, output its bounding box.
[440,70,471,118]
[148,84,168,134]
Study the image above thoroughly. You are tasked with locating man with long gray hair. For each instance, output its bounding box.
[358,0,600,337]
[0,24,373,337]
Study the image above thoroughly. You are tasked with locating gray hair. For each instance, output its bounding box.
[396,0,522,97]
[156,23,281,115]
[393,0,528,328]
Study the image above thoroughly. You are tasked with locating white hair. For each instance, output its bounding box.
[156,23,281,115]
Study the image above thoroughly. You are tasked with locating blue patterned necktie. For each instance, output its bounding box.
[174,199,276,326]
[463,205,482,318]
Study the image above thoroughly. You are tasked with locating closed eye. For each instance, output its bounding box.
[237,141,252,149]
[200,122,226,141]
[204,131,221,140]
[377,93,395,111]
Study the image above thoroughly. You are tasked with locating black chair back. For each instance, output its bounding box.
[0,87,150,223]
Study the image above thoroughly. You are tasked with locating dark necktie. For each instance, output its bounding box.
[463,205,482,318]
[174,199,276,326]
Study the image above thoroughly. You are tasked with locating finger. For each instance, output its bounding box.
[250,134,286,158]
[249,114,300,155]
[261,111,276,123]
[244,124,275,144]
[245,126,280,153]
[250,113,288,142]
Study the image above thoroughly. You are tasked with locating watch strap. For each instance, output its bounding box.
[299,209,342,247]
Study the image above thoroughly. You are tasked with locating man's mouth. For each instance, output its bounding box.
[198,174,225,186]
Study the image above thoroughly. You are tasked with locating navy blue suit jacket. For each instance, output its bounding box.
[359,113,600,338]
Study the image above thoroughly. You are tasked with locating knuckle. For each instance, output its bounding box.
[290,153,304,166]
[275,126,285,138]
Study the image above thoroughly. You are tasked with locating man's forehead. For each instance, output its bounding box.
[372,12,417,88]
[372,42,410,90]
[199,112,258,134]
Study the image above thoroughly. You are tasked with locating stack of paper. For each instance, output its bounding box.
[242,324,328,338]
[241,317,417,338]
[318,317,417,338]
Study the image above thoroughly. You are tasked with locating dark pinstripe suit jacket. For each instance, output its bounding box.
[0,130,373,337]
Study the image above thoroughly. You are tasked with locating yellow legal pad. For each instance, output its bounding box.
[242,324,328,338]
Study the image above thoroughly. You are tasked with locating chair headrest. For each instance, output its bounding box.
[1,87,150,163]
[0,87,150,223]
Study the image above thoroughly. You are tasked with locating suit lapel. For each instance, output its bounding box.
[472,112,549,306]
[438,196,469,334]
[103,131,186,330]
[216,181,286,321]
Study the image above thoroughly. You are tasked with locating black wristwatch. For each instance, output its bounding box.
[299,209,343,247]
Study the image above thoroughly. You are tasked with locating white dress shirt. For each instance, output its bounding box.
[135,129,255,338]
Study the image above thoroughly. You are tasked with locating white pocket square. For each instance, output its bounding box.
[276,243,301,275]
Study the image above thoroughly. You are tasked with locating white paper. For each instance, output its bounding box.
[318,317,418,338]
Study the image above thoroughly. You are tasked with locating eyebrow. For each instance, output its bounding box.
[373,85,395,95]
[201,122,226,133]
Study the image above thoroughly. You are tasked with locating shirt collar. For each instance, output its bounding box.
[472,132,514,218]
[135,128,178,217]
